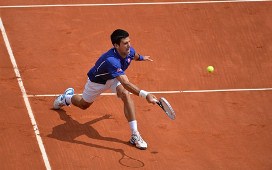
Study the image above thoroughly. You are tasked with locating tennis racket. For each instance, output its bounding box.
[154,97,176,120]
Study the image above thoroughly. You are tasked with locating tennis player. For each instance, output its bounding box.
[53,29,157,150]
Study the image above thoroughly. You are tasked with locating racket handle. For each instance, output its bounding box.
[154,98,164,109]
[153,99,162,106]
[153,99,159,103]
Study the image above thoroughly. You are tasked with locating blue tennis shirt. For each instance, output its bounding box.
[87,47,136,84]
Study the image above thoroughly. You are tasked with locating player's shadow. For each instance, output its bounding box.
[48,109,145,168]
[48,109,129,146]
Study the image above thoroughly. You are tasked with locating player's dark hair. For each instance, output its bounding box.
[111,29,129,45]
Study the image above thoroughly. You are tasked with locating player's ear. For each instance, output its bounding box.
[113,43,119,48]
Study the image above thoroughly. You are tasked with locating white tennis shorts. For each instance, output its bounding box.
[82,78,121,103]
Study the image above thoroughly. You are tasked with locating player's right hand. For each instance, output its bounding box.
[146,94,157,104]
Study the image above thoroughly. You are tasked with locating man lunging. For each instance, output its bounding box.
[53,29,157,150]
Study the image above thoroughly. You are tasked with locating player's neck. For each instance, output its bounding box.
[116,49,126,59]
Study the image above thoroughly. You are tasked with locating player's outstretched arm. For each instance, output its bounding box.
[116,75,157,104]
[134,53,153,61]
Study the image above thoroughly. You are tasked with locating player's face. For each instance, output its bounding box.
[115,37,131,58]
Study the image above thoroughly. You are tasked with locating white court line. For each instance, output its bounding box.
[0,18,51,170]
[27,88,272,97]
[0,0,271,8]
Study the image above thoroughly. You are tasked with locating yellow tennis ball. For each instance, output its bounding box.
[207,66,214,73]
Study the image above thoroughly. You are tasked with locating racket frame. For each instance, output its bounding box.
[155,97,175,120]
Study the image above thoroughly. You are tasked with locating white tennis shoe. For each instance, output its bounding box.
[53,88,74,110]
[130,131,147,150]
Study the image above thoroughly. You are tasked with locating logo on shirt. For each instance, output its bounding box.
[127,58,131,63]
[117,68,123,72]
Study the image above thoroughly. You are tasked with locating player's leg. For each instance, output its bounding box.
[53,79,105,110]
[116,84,136,121]
[71,95,92,110]
[111,80,147,150]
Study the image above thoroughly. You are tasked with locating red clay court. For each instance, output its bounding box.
[0,0,272,169]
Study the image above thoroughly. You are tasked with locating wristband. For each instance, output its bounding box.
[139,90,149,98]
[138,55,144,61]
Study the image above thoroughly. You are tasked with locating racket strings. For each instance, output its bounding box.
[160,98,175,119]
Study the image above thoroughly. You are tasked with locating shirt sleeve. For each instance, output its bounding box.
[129,47,136,59]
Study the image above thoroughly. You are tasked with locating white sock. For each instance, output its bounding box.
[129,120,138,134]
[65,95,73,105]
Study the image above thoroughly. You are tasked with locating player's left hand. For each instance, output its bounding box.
[143,56,153,61]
